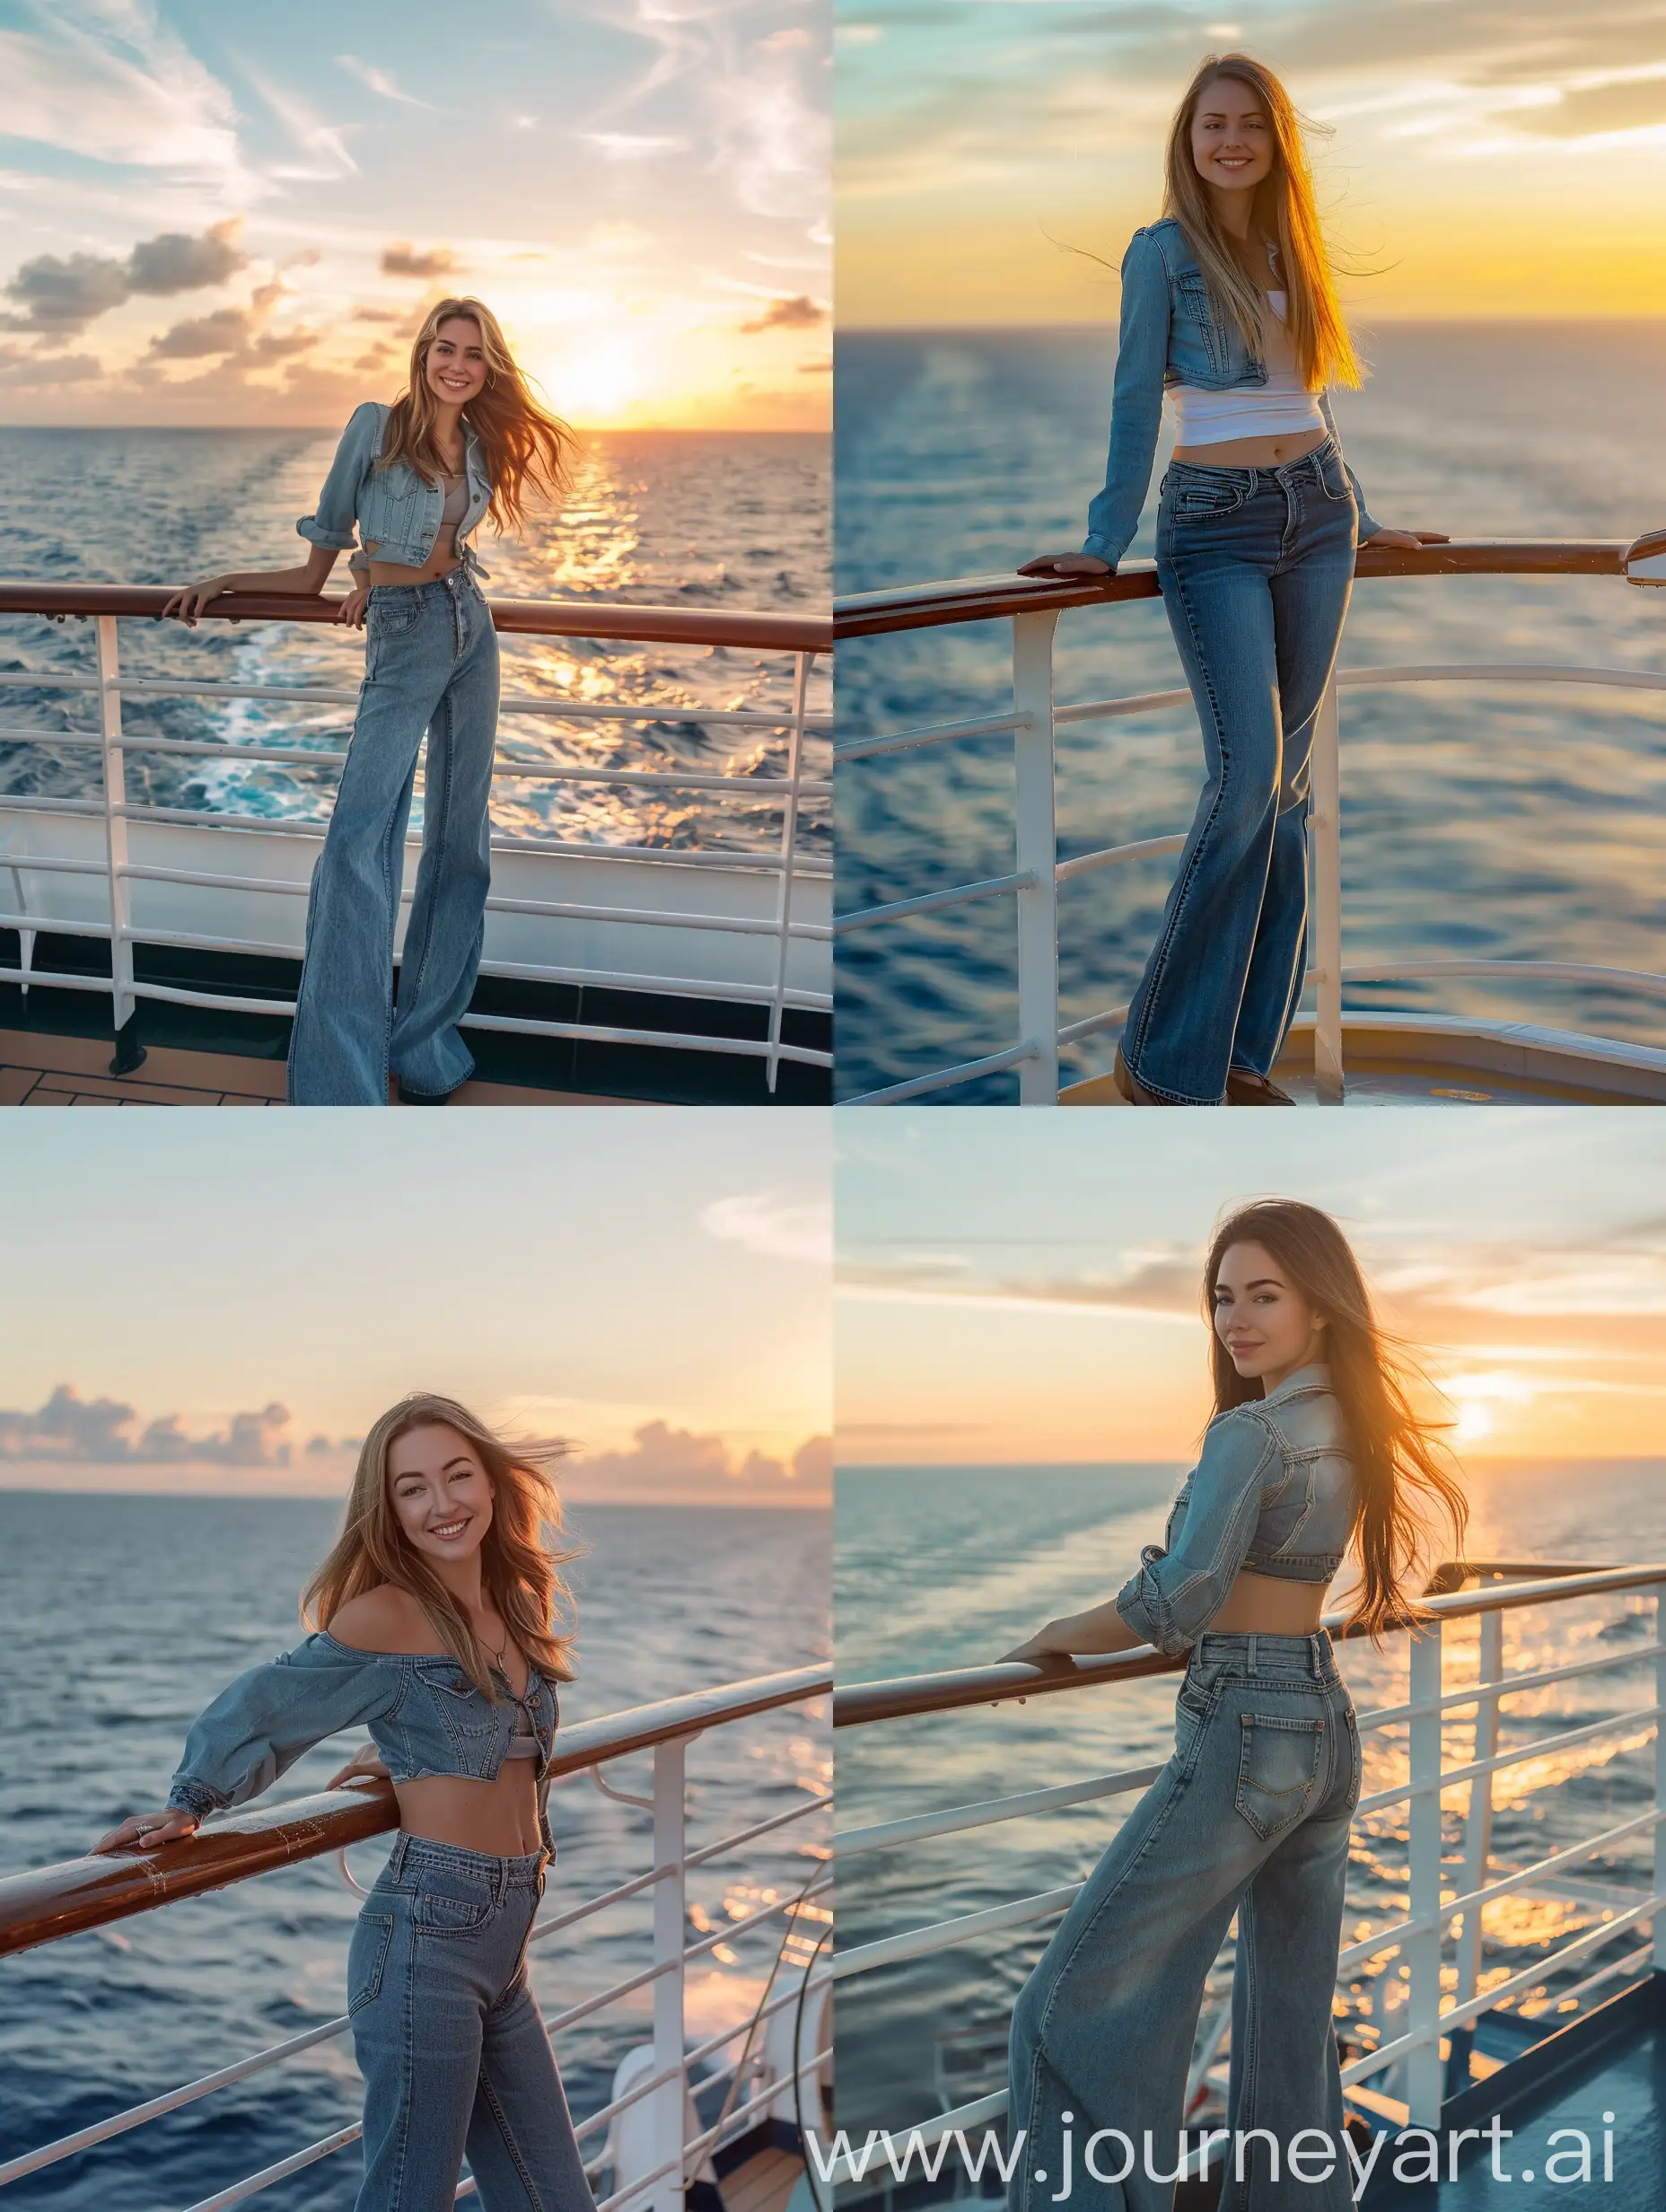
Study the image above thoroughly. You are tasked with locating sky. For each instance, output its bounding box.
[0,1111,831,1500]
[836,1111,1666,1465]
[0,0,830,428]
[837,0,1666,325]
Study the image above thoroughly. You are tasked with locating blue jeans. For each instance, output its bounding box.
[288,569,499,1104]
[1120,438,1356,1104]
[348,1833,598,2212]
[1009,1631,1361,2212]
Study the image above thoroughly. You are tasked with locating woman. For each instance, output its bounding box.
[1000,1201,1468,2211]
[95,1392,597,2212]
[1020,57,1448,1106]
[164,301,572,1106]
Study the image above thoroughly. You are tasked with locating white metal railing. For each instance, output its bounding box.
[828,1566,1666,2178]
[0,1669,832,2211]
[0,601,831,1089]
[835,557,1666,1103]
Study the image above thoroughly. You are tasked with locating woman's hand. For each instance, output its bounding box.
[1359,529,1451,552]
[1017,553,1113,579]
[997,1628,1074,1667]
[162,577,236,627]
[334,584,372,630]
[328,1742,391,1790]
[93,1807,198,1855]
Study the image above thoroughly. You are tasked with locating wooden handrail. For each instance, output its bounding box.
[832,1559,1666,1726]
[0,581,831,656]
[0,1662,829,1959]
[833,540,1628,640]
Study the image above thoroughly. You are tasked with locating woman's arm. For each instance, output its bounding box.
[1111,1415,1276,1654]
[1019,229,1170,580]
[1000,1600,1144,1664]
[162,541,341,626]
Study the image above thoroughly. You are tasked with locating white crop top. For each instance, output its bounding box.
[1169,291,1325,447]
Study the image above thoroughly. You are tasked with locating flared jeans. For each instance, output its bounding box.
[347,1833,598,2212]
[1118,438,1358,1104]
[287,568,498,1105]
[1008,1630,1362,2212]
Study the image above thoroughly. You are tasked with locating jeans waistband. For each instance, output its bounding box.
[389,1830,548,1890]
[1166,431,1337,487]
[369,562,484,599]
[1189,1627,1338,1681]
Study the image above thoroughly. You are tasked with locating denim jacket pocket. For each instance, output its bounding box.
[1234,1712,1327,1839]
[413,1867,495,1936]
[348,1910,394,2011]
[1171,272,1227,377]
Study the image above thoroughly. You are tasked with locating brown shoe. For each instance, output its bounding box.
[1113,1047,1168,1105]
[1224,1066,1297,1105]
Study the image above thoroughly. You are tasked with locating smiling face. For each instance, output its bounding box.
[1212,1240,1327,1391]
[423,317,488,408]
[386,1421,495,1568]
[1189,75,1276,199]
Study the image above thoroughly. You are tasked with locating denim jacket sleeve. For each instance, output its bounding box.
[1317,391,1380,542]
[1113,1412,1278,1653]
[295,403,382,557]
[1080,228,1171,570]
[166,1633,402,1818]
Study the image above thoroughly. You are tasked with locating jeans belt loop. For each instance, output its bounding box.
[390,1830,408,1880]
[1247,1631,1258,1675]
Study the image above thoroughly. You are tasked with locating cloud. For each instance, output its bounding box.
[0,13,247,194]
[0,1385,293,1466]
[381,241,459,278]
[702,1189,832,1264]
[740,294,827,333]
[146,305,253,360]
[338,54,433,109]
[0,345,102,388]
[1,219,248,335]
[583,132,689,160]
[564,1419,829,1496]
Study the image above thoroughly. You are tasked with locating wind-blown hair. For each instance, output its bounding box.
[376,296,572,535]
[1162,53,1362,393]
[1204,1201,1468,1639]
[303,1392,579,1697]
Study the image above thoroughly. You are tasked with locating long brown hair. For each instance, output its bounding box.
[377,297,573,535]
[1162,53,1362,393]
[303,1392,580,1697]
[1204,1201,1468,1639]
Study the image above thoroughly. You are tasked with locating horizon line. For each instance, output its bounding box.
[837,312,1666,337]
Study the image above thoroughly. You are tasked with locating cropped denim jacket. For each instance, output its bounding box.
[1114,1362,1356,1655]
[297,402,495,578]
[1081,218,1381,570]
[166,1630,560,1844]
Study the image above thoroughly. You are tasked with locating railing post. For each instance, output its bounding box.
[651,1735,688,2212]
[1011,610,1059,1104]
[96,615,145,1075]
[1447,1602,1502,2095]
[1311,670,1343,1103]
[1406,1621,1444,2128]
[766,651,810,1096]
[1656,1583,1666,1972]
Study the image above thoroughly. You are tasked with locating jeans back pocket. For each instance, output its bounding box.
[1234,1711,1326,1839]
[348,1910,394,2013]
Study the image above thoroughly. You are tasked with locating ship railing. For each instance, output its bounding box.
[0,584,833,1089]
[0,1663,833,2212]
[834,542,1662,1102]
[828,1560,1666,2174]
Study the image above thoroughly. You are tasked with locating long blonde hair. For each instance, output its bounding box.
[303,1392,580,1697]
[377,297,573,535]
[1203,1202,1469,1641]
[1162,54,1361,393]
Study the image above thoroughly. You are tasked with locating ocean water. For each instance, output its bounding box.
[0,1492,829,2208]
[0,427,829,859]
[833,1460,1666,2138]
[834,323,1666,1099]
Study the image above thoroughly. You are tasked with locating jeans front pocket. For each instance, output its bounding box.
[1235,1712,1327,1839]
[348,1910,395,2013]
[368,588,422,639]
[413,1867,495,1937]
[1166,476,1250,525]
[1316,445,1354,506]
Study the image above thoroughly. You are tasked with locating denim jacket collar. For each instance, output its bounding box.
[1258,1361,1333,1408]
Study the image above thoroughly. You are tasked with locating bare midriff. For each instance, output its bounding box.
[1171,426,1327,470]
[365,526,462,590]
[1204,1566,1328,1637]
[391,1764,544,1856]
